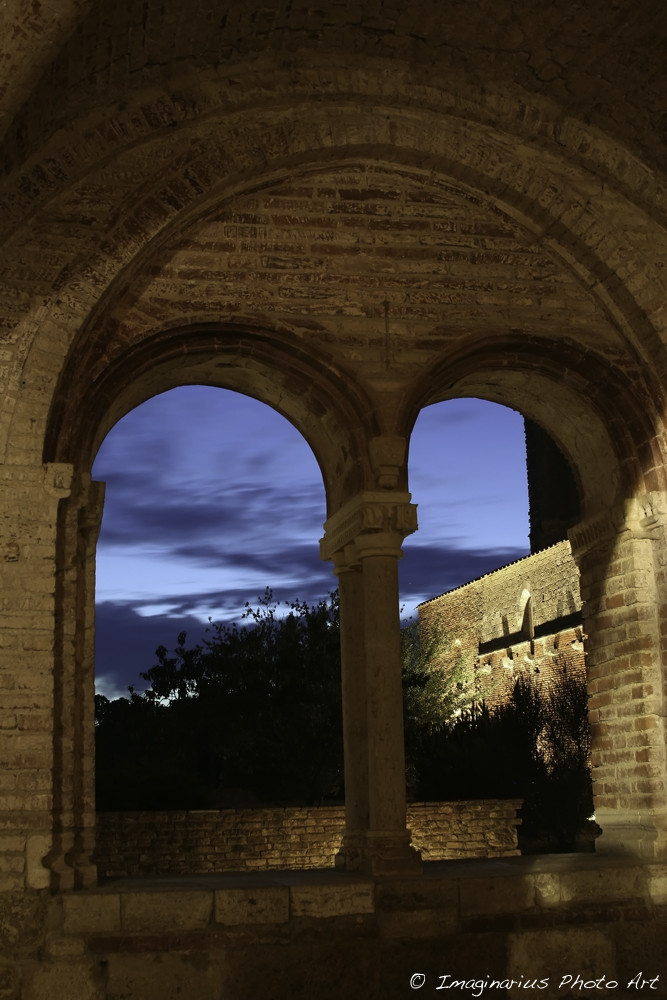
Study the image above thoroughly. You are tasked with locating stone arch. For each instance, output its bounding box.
[42,319,390,888]
[404,334,667,513]
[44,322,382,512]
[402,338,667,858]
[4,76,667,462]
[519,590,533,642]
[3,40,667,881]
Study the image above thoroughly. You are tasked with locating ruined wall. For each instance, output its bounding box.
[94,800,521,880]
[419,540,585,707]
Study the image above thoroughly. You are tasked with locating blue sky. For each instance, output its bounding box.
[92,387,530,697]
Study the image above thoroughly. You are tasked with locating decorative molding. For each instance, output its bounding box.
[568,509,620,556]
[626,492,665,541]
[569,493,667,556]
[43,462,73,498]
[320,491,417,562]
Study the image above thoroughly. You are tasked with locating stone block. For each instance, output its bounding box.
[120,890,212,932]
[0,874,24,892]
[0,958,19,1000]
[290,882,375,917]
[63,893,121,935]
[378,906,458,937]
[214,886,289,925]
[533,872,561,907]
[45,934,87,958]
[25,834,50,890]
[612,920,667,984]
[558,865,645,904]
[460,875,534,918]
[377,875,459,912]
[646,866,667,905]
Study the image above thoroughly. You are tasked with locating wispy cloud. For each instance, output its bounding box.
[93,387,530,694]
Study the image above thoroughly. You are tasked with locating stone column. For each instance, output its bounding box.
[570,492,667,860]
[321,492,422,875]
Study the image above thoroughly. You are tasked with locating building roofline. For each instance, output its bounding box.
[416,539,572,609]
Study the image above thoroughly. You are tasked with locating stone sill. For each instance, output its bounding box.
[57,854,667,942]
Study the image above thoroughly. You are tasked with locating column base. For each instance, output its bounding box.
[595,807,667,861]
[335,829,422,876]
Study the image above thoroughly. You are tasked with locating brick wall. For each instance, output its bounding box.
[418,540,586,708]
[94,800,521,879]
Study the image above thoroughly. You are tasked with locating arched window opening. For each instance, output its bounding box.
[91,386,343,825]
[403,398,593,855]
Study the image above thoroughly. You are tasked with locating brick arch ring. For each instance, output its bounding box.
[400,334,667,517]
[6,84,667,425]
[43,322,382,514]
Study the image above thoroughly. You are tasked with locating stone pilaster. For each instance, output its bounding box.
[321,492,422,875]
[46,472,105,890]
[569,492,667,860]
[0,463,72,890]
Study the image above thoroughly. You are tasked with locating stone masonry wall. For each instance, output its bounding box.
[7,856,667,1000]
[94,800,521,879]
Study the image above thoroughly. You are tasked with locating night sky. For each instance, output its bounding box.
[92,387,530,698]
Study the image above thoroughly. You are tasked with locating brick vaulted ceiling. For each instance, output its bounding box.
[1,0,666,168]
[1,0,667,508]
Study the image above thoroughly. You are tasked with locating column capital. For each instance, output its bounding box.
[320,491,418,565]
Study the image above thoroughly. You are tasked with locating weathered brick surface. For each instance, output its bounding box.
[419,541,586,707]
[94,800,521,879]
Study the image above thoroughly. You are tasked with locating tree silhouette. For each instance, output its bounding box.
[96,590,343,809]
[96,595,594,854]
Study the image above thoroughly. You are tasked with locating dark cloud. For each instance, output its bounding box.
[96,472,325,556]
[95,602,208,698]
[163,541,330,578]
[95,572,338,697]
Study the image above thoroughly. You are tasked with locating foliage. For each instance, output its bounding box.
[96,589,343,810]
[96,594,594,854]
[401,621,478,787]
[409,669,594,852]
[94,691,216,809]
[402,622,476,728]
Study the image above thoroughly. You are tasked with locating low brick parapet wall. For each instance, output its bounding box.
[94,799,521,879]
[408,799,521,861]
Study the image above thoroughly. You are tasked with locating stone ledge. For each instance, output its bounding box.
[290,882,375,918]
[53,856,667,944]
[214,886,289,925]
[120,890,213,932]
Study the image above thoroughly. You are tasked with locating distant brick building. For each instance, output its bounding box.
[418,540,586,707]
[419,412,586,706]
